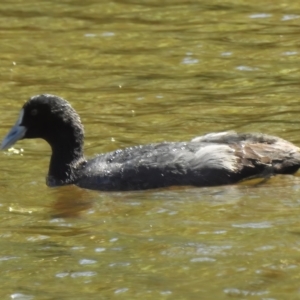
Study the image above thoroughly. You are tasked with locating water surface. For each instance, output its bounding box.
[0,0,300,299]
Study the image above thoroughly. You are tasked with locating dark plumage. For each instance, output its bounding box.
[1,94,300,191]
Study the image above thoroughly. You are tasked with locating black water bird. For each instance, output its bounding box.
[1,94,300,191]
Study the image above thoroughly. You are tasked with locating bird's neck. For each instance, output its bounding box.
[46,134,86,187]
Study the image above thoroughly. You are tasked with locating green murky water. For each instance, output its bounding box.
[0,0,300,299]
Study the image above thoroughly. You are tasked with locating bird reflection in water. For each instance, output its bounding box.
[49,185,94,218]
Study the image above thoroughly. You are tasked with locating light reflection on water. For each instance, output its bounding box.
[0,0,300,299]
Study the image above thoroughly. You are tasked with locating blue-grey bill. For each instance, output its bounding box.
[1,109,27,150]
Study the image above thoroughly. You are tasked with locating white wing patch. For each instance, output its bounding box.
[191,144,239,172]
[191,131,236,143]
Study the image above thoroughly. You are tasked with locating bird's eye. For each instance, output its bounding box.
[31,109,38,116]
